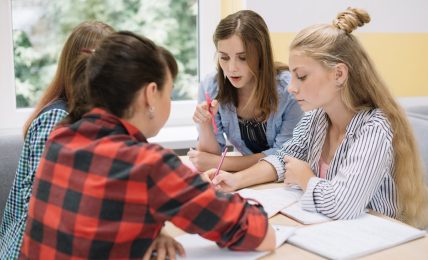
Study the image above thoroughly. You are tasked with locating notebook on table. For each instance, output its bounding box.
[288,214,426,259]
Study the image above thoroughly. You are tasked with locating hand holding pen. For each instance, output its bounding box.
[192,92,219,133]
[204,92,218,134]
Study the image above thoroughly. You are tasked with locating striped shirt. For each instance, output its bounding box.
[263,108,398,220]
[0,100,67,259]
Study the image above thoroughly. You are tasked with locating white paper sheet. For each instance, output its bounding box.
[288,214,426,259]
[175,225,296,260]
[237,187,303,218]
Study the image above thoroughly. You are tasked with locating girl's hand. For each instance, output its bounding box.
[143,232,185,260]
[192,99,219,126]
[187,149,219,172]
[283,155,315,191]
[204,168,241,192]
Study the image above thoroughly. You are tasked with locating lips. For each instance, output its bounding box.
[229,76,241,83]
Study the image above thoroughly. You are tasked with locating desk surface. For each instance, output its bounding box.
[174,157,428,259]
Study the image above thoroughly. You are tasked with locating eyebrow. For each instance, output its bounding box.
[218,51,246,55]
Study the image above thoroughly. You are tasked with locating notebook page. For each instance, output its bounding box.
[175,225,296,260]
[280,202,331,224]
[237,187,303,218]
[288,214,426,259]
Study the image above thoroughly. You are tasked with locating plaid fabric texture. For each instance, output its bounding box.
[20,108,268,259]
[0,106,68,259]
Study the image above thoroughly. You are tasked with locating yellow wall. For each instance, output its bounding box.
[221,1,428,96]
[271,32,428,96]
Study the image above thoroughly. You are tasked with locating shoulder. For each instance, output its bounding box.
[353,109,393,140]
[276,70,291,90]
[201,72,218,90]
[27,105,69,140]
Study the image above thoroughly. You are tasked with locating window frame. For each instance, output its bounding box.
[0,0,220,133]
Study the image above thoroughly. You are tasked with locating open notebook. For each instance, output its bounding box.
[237,187,302,218]
[280,202,331,224]
[175,225,296,260]
[288,214,426,259]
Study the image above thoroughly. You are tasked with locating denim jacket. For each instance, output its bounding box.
[198,71,303,155]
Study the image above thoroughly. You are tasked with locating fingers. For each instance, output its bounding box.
[203,168,218,180]
[174,240,186,257]
[187,148,197,158]
[211,99,220,114]
[193,102,212,124]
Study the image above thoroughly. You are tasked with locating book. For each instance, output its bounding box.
[175,225,296,260]
[237,187,302,218]
[288,214,426,259]
[280,202,331,224]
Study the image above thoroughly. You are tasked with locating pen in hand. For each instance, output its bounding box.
[213,146,228,179]
[204,91,218,134]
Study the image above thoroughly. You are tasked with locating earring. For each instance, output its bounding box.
[148,106,155,119]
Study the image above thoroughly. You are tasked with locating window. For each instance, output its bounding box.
[0,0,219,132]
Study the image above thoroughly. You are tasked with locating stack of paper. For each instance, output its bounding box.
[237,187,302,218]
[288,214,426,259]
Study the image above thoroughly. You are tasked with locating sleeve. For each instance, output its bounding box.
[22,109,68,205]
[147,150,268,251]
[262,73,303,156]
[301,124,394,220]
[197,73,226,152]
[262,111,313,181]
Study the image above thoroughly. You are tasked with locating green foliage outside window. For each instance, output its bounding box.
[12,0,198,108]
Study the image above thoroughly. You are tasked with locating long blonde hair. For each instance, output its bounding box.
[213,10,288,121]
[290,7,428,228]
[23,21,114,137]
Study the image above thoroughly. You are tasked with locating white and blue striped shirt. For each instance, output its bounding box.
[263,108,398,220]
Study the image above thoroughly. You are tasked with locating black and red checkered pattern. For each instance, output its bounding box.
[20,108,268,259]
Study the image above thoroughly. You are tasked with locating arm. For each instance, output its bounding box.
[148,151,274,251]
[23,109,68,201]
[187,150,265,172]
[194,76,222,154]
[301,124,394,220]
[208,160,278,192]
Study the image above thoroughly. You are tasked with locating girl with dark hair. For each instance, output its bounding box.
[21,31,277,259]
[0,21,113,259]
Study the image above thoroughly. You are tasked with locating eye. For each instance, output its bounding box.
[220,55,229,61]
[238,55,246,61]
[296,74,307,81]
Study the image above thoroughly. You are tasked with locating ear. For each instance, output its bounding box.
[142,82,158,107]
[334,63,349,86]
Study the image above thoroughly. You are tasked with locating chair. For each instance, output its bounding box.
[406,107,428,185]
[0,134,23,223]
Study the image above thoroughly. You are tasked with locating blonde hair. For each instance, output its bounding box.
[290,7,428,228]
[213,10,288,121]
[23,21,114,137]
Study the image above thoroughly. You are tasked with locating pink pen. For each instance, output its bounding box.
[204,91,218,134]
[213,146,228,178]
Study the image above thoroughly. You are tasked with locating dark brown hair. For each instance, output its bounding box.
[23,21,114,136]
[213,10,287,121]
[81,31,178,118]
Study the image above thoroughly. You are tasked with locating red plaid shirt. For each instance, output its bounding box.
[20,108,268,259]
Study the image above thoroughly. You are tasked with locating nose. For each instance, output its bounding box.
[228,58,238,72]
[287,80,298,94]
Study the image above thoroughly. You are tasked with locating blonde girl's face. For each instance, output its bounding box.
[217,35,255,90]
[287,50,340,112]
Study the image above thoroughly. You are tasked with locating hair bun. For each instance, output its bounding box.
[333,7,370,33]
